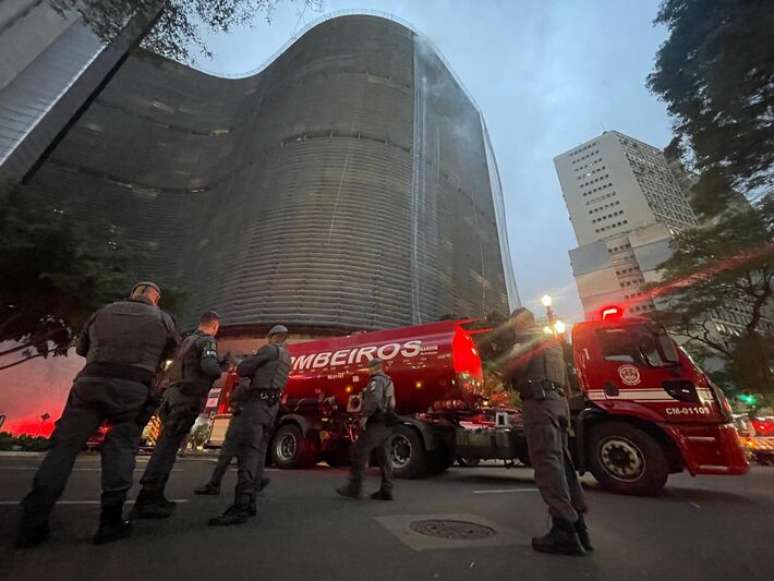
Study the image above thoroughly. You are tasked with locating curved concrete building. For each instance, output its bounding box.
[22,13,519,333]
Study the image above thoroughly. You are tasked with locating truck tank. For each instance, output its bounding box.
[284,320,484,414]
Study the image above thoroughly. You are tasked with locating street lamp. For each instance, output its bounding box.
[541,294,553,308]
[554,320,566,334]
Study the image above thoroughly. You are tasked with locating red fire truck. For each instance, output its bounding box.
[208,309,748,495]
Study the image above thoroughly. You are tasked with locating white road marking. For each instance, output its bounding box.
[0,468,181,472]
[473,488,539,495]
[204,460,280,472]
[0,499,189,506]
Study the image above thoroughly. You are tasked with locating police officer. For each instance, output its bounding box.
[336,357,396,501]
[133,311,224,518]
[193,380,270,496]
[208,324,291,526]
[502,307,591,556]
[16,282,179,547]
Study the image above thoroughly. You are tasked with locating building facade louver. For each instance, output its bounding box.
[19,13,519,333]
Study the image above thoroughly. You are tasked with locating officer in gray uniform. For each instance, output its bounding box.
[133,311,223,518]
[503,307,591,556]
[208,324,291,526]
[336,358,396,500]
[16,282,178,547]
[193,396,270,496]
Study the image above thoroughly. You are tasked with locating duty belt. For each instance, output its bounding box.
[520,379,565,400]
[252,389,281,405]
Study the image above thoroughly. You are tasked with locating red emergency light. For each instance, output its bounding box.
[600,305,624,320]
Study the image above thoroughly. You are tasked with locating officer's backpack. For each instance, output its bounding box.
[157,333,198,390]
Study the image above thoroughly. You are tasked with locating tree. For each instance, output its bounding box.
[50,0,321,63]
[646,197,773,400]
[647,1,774,404]
[0,188,186,372]
[648,0,774,197]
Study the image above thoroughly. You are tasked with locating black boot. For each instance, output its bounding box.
[94,508,133,545]
[130,489,176,519]
[194,482,221,495]
[336,482,362,499]
[208,505,249,526]
[370,489,394,501]
[532,517,586,556]
[94,520,132,545]
[575,514,594,552]
[15,523,50,549]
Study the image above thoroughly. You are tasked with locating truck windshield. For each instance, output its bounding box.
[597,325,680,368]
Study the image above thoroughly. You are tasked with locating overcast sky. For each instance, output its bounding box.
[190,0,674,323]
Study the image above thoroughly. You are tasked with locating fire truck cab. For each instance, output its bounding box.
[569,308,748,494]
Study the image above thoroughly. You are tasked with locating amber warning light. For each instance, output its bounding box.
[600,305,623,320]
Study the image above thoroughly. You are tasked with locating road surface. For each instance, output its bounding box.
[1,453,772,581]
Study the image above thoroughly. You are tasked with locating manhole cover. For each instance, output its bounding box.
[409,519,496,540]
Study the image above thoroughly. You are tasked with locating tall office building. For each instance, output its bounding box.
[18,13,519,339]
[0,0,161,191]
[555,130,698,318]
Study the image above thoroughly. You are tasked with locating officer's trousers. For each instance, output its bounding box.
[208,430,238,487]
[350,421,394,492]
[21,377,149,529]
[225,398,277,511]
[140,386,205,492]
[522,397,587,523]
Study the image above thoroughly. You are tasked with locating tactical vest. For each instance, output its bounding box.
[86,299,172,374]
[524,335,567,387]
[252,343,292,391]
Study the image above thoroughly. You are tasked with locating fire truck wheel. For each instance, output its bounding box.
[588,422,669,496]
[390,425,428,479]
[271,424,318,469]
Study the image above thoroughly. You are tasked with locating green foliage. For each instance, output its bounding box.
[646,198,773,397]
[50,0,321,63]
[0,188,186,371]
[647,1,774,401]
[648,0,774,196]
[0,432,50,451]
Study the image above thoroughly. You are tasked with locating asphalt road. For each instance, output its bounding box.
[1,453,772,581]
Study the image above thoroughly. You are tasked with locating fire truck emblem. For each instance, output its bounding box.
[618,365,641,386]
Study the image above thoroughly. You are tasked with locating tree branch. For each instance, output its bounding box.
[0,342,35,358]
[0,353,45,371]
[685,319,734,358]
[0,327,67,358]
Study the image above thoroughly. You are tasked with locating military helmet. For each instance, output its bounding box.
[368,357,384,368]
[267,324,289,337]
[131,281,161,295]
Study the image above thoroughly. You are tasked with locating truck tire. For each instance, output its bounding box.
[271,424,318,469]
[588,422,669,496]
[389,425,427,479]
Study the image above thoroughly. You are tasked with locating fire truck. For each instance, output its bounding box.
[208,309,748,496]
